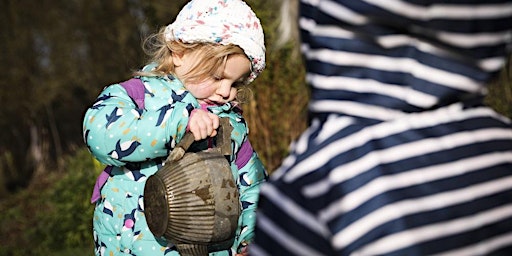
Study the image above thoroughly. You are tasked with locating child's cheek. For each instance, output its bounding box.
[186,81,216,98]
[228,88,237,101]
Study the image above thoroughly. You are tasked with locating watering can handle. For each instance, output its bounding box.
[166,117,232,162]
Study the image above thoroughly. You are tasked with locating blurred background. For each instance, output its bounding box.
[0,0,509,255]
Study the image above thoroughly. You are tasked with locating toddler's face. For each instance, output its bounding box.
[177,54,250,105]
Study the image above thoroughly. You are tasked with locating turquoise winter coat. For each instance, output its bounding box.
[83,64,267,256]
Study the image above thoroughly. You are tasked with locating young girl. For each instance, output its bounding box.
[82,0,267,255]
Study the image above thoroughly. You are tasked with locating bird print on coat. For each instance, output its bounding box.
[131,108,143,119]
[156,105,174,127]
[137,195,144,212]
[91,93,114,110]
[142,82,155,98]
[239,171,252,186]
[83,129,92,152]
[109,139,141,160]
[241,200,254,210]
[102,200,114,217]
[123,167,146,182]
[156,89,189,127]
[105,107,123,129]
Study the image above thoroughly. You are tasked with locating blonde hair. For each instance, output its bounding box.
[136,27,252,102]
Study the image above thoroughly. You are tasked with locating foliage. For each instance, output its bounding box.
[0,0,188,193]
[243,0,309,170]
[0,148,101,256]
[486,61,512,118]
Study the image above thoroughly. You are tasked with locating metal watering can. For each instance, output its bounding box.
[143,118,240,255]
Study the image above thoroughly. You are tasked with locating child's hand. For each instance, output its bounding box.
[188,109,220,140]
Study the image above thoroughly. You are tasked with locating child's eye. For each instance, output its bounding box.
[213,75,223,81]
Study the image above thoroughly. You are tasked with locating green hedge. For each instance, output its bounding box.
[0,148,100,256]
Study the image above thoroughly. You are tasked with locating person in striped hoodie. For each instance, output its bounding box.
[252,0,512,255]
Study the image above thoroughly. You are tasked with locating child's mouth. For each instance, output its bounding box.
[201,99,222,106]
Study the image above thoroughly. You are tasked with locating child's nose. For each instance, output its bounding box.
[217,82,231,98]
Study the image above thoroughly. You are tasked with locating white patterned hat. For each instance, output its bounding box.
[164,0,266,84]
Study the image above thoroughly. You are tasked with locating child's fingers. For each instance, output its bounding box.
[208,114,220,138]
[189,110,220,140]
[209,113,220,130]
[194,119,212,140]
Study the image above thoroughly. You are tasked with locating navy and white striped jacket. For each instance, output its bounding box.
[252,0,512,255]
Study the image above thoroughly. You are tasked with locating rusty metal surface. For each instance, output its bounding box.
[144,117,239,255]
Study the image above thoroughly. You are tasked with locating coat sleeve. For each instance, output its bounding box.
[234,150,267,249]
[224,113,268,251]
[82,82,194,166]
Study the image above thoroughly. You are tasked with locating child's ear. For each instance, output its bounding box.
[172,52,184,67]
